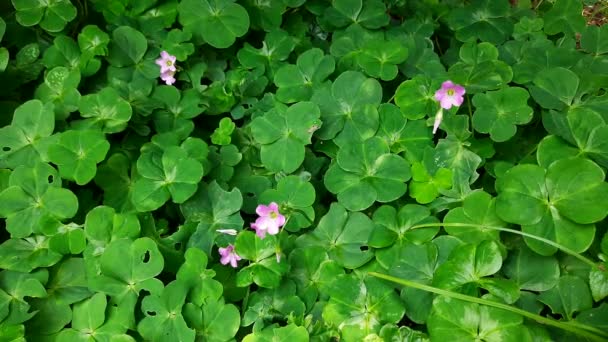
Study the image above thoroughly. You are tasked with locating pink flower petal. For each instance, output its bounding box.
[256,204,271,217]
[268,202,279,212]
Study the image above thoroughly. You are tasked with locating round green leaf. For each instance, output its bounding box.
[178,0,250,49]
[472,87,533,142]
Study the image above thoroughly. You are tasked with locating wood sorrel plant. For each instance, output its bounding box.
[0,0,607,341]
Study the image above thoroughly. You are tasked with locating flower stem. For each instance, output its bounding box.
[369,272,608,341]
[410,222,598,268]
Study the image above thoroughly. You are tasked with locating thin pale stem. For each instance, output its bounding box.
[369,272,608,341]
[410,222,598,268]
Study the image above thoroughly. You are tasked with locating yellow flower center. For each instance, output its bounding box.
[447,89,455,96]
[270,212,277,219]
[166,60,173,66]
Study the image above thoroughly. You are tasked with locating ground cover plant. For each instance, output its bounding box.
[1,0,608,340]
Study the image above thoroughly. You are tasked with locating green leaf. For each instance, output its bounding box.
[89,237,164,299]
[250,101,321,173]
[447,0,513,44]
[0,270,47,325]
[375,104,432,161]
[311,71,381,144]
[394,76,441,120]
[0,99,55,169]
[235,231,289,288]
[357,40,408,81]
[529,67,579,110]
[496,158,608,255]
[241,0,285,31]
[183,298,240,341]
[94,153,136,212]
[428,296,525,341]
[77,87,132,133]
[409,162,452,204]
[237,29,295,72]
[543,0,586,36]
[0,163,78,238]
[589,267,608,302]
[432,137,483,198]
[107,26,148,67]
[321,0,389,29]
[324,137,411,211]
[47,129,110,185]
[178,0,250,49]
[503,244,560,291]
[448,42,513,94]
[181,182,243,255]
[78,25,110,57]
[323,273,404,340]
[34,66,81,120]
[433,240,504,290]
[538,275,592,320]
[580,25,608,55]
[137,281,195,342]
[161,29,195,62]
[243,324,309,342]
[443,191,505,244]
[472,87,533,142]
[176,248,223,306]
[371,204,439,248]
[296,203,374,269]
[132,146,204,212]
[211,117,236,145]
[0,237,62,272]
[241,280,305,327]
[260,176,315,231]
[274,48,335,103]
[12,0,77,32]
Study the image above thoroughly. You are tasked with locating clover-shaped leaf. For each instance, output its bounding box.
[84,206,141,252]
[132,146,204,212]
[106,26,148,67]
[432,137,483,198]
[47,129,110,185]
[324,137,411,211]
[538,275,592,320]
[357,40,408,81]
[447,0,513,44]
[409,162,452,204]
[138,281,195,342]
[311,70,381,144]
[94,153,136,212]
[178,0,249,49]
[242,280,305,327]
[242,0,285,31]
[472,87,533,142]
[394,75,442,120]
[296,202,374,269]
[237,29,295,73]
[176,248,223,306]
[77,87,132,133]
[34,66,81,120]
[496,157,608,255]
[211,117,236,146]
[242,324,309,342]
[274,48,335,103]
[0,236,62,272]
[448,42,513,94]
[161,29,195,62]
[321,0,389,29]
[57,293,133,341]
[503,243,560,292]
[250,101,321,173]
[181,182,243,255]
[375,104,433,161]
[0,99,55,169]
[260,176,315,232]
[183,297,240,341]
[78,25,110,58]
[580,25,608,56]
[0,163,78,238]
[529,67,579,110]
[235,231,289,289]
[89,237,164,299]
[443,191,505,244]
[12,0,77,32]
[543,0,586,36]
[428,296,525,341]
[371,204,439,249]
[323,273,404,340]
[0,269,47,325]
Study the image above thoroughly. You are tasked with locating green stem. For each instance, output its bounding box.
[466,95,474,138]
[410,222,598,268]
[369,272,608,341]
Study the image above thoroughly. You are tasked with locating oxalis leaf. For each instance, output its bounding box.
[496,157,608,255]
[250,101,321,173]
[324,137,411,211]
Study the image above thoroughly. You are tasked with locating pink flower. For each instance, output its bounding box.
[160,70,176,85]
[434,80,465,110]
[251,202,285,239]
[218,244,241,268]
[155,51,177,74]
